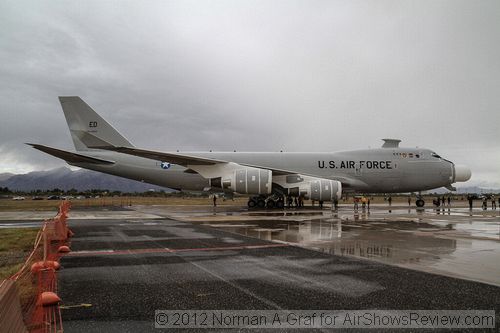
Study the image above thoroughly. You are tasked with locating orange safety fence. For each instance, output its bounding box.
[0,201,72,333]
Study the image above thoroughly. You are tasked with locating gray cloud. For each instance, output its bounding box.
[1,0,499,186]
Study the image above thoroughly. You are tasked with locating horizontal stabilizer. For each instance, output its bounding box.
[27,144,115,165]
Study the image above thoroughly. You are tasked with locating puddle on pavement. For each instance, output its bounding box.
[194,210,500,286]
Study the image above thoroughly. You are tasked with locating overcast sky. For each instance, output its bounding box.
[1,0,499,187]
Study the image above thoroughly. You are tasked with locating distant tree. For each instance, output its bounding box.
[0,187,12,193]
[67,188,78,195]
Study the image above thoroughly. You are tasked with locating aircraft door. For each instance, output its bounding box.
[382,159,402,191]
[354,162,362,176]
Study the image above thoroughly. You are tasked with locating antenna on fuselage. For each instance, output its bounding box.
[381,139,401,148]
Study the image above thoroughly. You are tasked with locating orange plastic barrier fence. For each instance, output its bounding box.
[0,201,72,333]
[0,280,27,333]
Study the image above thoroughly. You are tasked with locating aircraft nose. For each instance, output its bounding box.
[454,164,471,182]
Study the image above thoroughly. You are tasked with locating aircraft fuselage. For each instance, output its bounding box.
[72,147,455,194]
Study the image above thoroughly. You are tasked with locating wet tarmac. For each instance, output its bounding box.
[55,205,500,332]
[136,204,500,287]
[0,207,163,228]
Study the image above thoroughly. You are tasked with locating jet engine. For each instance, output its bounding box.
[274,174,342,202]
[208,166,272,195]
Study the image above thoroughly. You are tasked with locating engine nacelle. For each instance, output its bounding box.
[209,166,272,195]
[307,178,342,202]
[274,174,342,202]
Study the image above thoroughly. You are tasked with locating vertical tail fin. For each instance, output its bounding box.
[59,96,134,151]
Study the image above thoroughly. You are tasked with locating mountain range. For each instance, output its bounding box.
[0,167,172,192]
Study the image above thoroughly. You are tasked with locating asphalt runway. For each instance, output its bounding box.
[58,208,500,332]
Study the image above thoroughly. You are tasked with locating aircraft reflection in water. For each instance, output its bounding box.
[204,217,457,266]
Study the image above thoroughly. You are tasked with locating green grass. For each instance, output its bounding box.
[0,228,39,280]
[0,196,250,211]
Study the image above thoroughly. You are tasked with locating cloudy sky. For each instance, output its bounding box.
[1,0,499,187]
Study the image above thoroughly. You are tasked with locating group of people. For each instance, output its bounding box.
[433,196,452,208]
[466,194,498,210]
[287,196,304,208]
[353,196,370,211]
[479,195,497,210]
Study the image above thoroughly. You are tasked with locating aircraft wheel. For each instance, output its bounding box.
[266,200,275,209]
[276,200,284,209]
[416,199,425,207]
[248,199,257,208]
[257,199,266,208]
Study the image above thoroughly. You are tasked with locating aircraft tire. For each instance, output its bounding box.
[416,199,425,207]
[248,199,257,208]
[276,200,284,209]
[257,199,266,208]
[266,200,275,209]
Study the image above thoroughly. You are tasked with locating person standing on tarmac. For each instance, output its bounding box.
[468,195,473,210]
[408,196,411,206]
[447,196,451,207]
[361,197,366,209]
[492,195,496,210]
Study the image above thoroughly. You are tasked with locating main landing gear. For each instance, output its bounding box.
[415,192,425,207]
[248,195,285,209]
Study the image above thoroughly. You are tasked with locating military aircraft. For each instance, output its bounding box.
[29,97,471,208]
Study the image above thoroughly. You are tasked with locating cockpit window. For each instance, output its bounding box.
[431,152,441,159]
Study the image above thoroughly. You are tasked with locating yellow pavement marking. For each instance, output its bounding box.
[60,303,92,309]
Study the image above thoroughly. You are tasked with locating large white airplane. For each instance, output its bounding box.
[29,97,471,208]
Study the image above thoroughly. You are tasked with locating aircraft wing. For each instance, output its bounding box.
[101,146,296,176]
[107,146,225,166]
[80,131,353,178]
[27,144,115,165]
[80,131,294,174]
